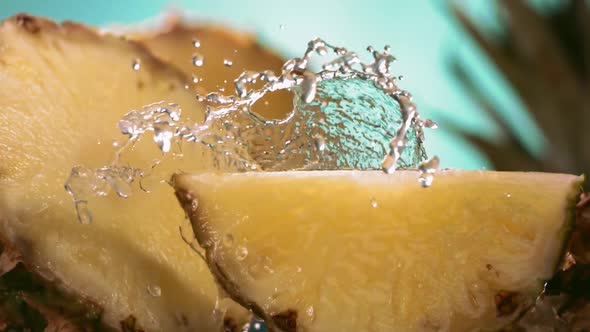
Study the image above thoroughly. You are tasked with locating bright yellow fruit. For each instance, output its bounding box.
[174,170,583,332]
[0,14,237,331]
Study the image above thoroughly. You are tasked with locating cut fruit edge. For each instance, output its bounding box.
[504,183,590,329]
[535,192,590,322]
[173,170,587,331]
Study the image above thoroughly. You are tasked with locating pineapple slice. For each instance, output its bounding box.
[174,170,583,332]
[0,14,238,331]
[136,20,294,120]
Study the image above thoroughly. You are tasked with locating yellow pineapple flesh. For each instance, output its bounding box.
[0,14,239,331]
[174,170,582,331]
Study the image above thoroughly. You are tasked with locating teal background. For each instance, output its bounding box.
[0,0,547,170]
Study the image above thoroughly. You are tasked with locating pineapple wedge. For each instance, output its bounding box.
[137,20,294,120]
[174,170,583,332]
[0,14,240,331]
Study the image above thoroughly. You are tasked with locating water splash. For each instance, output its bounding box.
[65,38,438,222]
[64,165,140,223]
[74,201,92,224]
[253,77,426,171]
[417,156,440,188]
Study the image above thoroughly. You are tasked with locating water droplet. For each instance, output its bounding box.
[313,134,326,152]
[147,285,161,297]
[107,174,133,198]
[75,200,92,224]
[506,193,512,198]
[306,306,315,317]
[192,39,200,48]
[153,122,174,153]
[419,156,440,172]
[118,109,143,137]
[300,72,317,103]
[422,118,438,129]
[65,165,110,201]
[417,156,440,188]
[223,59,233,67]
[132,59,141,71]
[192,54,204,67]
[236,246,248,260]
[191,200,198,211]
[308,38,328,56]
[223,234,234,247]
[418,173,434,188]
[279,24,285,30]
[192,75,199,84]
[370,197,378,208]
[334,47,347,55]
[381,155,397,174]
